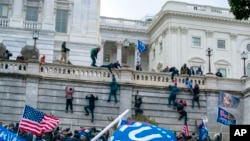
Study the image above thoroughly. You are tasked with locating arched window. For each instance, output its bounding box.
[214,60,231,78]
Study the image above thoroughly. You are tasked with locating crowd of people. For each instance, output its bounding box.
[0,122,109,141]
[162,63,224,82]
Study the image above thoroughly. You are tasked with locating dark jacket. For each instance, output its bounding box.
[90,48,99,58]
[215,72,223,77]
[193,84,200,96]
[134,95,142,109]
[112,62,122,69]
[169,85,179,95]
[175,100,187,111]
[196,67,203,76]
[61,42,69,53]
[86,95,98,108]
[110,76,119,91]
[3,50,12,60]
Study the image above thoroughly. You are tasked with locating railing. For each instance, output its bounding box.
[0,60,27,72]
[0,18,9,27]
[186,4,230,15]
[40,63,120,80]
[100,16,151,29]
[23,21,41,29]
[133,71,205,86]
[0,60,206,86]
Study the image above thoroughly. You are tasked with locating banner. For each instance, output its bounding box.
[217,107,236,126]
[0,126,25,141]
[218,91,240,109]
[109,120,176,141]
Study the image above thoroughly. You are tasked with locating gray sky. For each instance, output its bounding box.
[100,0,230,20]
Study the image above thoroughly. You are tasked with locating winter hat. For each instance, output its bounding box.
[97,47,101,51]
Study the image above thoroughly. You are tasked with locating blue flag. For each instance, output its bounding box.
[0,125,26,141]
[217,107,236,126]
[199,121,208,140]
[109,120,177,141]
[137,40,147,53]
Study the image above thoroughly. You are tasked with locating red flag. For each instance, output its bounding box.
[19,105,59,135]
[182,122,189,136]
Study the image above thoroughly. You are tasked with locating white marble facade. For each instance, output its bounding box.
[1,0,250,78]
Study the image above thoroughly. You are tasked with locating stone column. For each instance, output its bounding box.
[10,0,23,28]
[116,42,122,64]
[71,0,81,33]
[230,34,238,78]
[42,0,55,30]
[119,69,133,118]
[169,26,178,66]
[180,27,188,64]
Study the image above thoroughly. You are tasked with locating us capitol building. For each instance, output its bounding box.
[0,0,250,140]
[0,0,249,78]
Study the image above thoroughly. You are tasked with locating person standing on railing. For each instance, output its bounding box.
[90,47,101,67]
[60,41,70,64]
[84,94,98,122]
[65,86,74,113]
[107,74,119,103]
[40,54,46,64]
[168,82,180,107]
[3,50,12,69]
[180,63,191,76]
[3,50,12,60]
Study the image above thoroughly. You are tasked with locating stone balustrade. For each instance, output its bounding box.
[0,60,27,72]
[1,60,244,91]
[0,18,9,27]
[133,71,205,87]
[100,16,151,29]
[23,21,42,29]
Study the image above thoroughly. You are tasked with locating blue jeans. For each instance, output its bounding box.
[84,106,95,121]
[100,64,113,73]
[91,55,96,66]
[168,94,176,106]
[108,90,117,102]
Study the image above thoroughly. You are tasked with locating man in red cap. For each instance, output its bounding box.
[168,82,179,107]
[90,47,101,67]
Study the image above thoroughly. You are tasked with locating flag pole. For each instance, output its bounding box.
[90,109,129,141]
[16,105,26,135]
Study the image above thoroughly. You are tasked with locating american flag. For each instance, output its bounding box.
[19,105,59,135]
[182,121,189,136]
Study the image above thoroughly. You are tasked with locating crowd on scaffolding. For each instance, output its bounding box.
[1,42,224,141]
